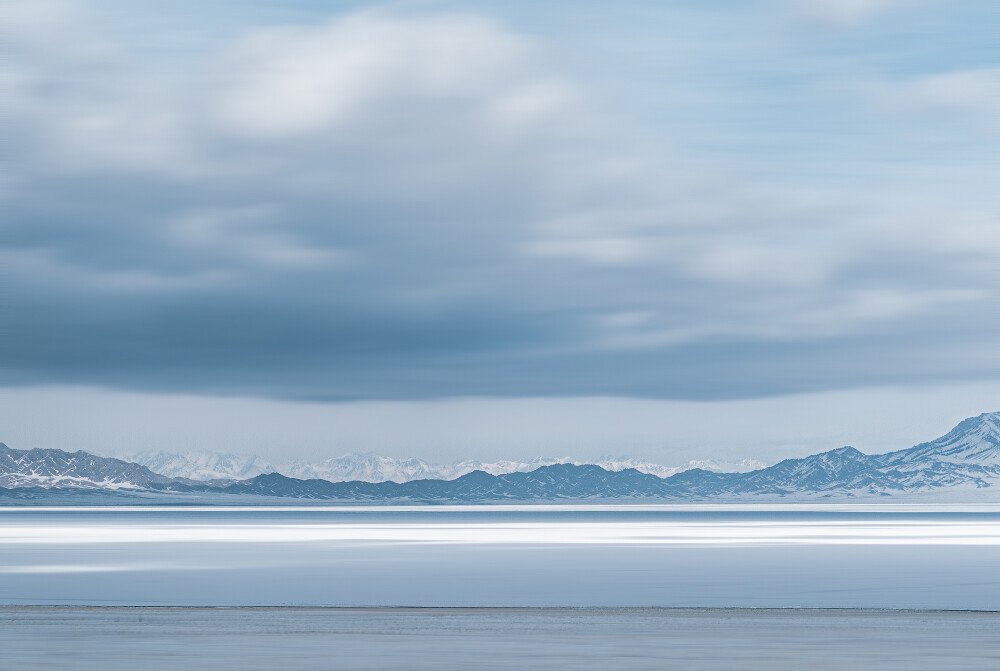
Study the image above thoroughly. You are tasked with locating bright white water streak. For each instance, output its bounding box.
[5,520,1000,545]
[5,508,1000,608]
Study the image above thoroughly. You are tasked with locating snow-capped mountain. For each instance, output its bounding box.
[870,412,1000,490]
[281,455,447,483]
[590,457,766,479]
[5,412,1000,501]
[666,412,1000,497]
[126,452,571,482]
[0,443,176,489]
[126,451,765,483]
[879,412,1000,467]
[128,451,276,481]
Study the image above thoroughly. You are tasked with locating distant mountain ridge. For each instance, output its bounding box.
[3,412,1000,501]
[124,450,765,483]
[127,451,276,481]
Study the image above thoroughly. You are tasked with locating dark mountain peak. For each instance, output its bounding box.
[251,472,294,483]
[674,467,715,476]
[453,469,497,484]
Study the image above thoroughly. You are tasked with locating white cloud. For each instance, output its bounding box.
[907,68,1000,112]
[682,245,840,287]
[850,67,1000,140]
[788,0,908,26]
[525,237,648,266]
[785,288,988,337]
[7,7,581,181]
[485,79,581,131]
[590,286,989,351]
[876,212,1000,258]
[210,13,553,139]
[867,67,1000,130]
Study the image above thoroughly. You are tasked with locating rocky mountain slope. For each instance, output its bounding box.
[0,444,189,490]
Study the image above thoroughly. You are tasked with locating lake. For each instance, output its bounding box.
[3,505,1000,608]
[3,606,998,670]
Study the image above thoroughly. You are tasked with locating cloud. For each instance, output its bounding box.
[170,207,347,270]
[211,13,545,139]
[681,245,839,287]
[525,238,648,266]
[1,1,999,401]
[6,8,581,182]
[787,0,909,26]
[865,67,1000,131]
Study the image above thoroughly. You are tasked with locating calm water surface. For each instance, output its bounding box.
[2,505,1000,608]
[3,607,998,670]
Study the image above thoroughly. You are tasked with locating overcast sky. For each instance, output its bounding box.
[2,1,998,462]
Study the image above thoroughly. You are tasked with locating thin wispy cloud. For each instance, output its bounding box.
[787,0,912,26]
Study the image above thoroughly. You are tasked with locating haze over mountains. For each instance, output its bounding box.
[2,412,1000,502]
[124,451,765,483]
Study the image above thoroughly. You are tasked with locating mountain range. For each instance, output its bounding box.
[123,451,765,483]
[2,412,999,502]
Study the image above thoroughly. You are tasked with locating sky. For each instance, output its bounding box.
[2,0,999,463]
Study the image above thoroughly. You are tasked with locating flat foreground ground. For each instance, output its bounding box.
[2,607,998,670]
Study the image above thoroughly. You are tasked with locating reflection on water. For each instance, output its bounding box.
[2,506,1000,608]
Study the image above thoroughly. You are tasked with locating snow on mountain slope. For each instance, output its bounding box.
[9,411,1000,500]
[592,457,766,479]
[867,412,1000,490]
[128,451,275,481]
[281,455,441,483]
[878,412,1000,467]
[0,443,174,490]
[125,451,766,483]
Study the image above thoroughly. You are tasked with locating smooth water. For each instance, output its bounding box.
[2,505,1000,608]
[3,607,999,670]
